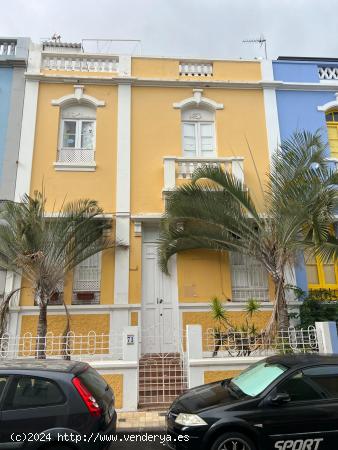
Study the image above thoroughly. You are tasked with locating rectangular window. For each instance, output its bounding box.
[306,253,338,288]
[61,120,95,150]
[62,121,77,148]
[230,252,269,302]
[182,122,215,157]
[74,253,101,292]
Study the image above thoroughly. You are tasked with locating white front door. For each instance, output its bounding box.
[141,242,179,354]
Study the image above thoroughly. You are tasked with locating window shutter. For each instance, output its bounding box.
[200,123,215,155]
[74,253,101,291]
[182,123,197,156]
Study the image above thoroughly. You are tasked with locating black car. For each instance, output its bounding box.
[167,354,338,450]
[0,359,116,449]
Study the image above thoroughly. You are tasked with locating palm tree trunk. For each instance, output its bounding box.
[265,275,289,335]
[36,297,48,359]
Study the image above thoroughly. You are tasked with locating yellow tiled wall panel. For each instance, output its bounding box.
[101,374,123,409]
[204,370,242,384]
[20,314,110,336]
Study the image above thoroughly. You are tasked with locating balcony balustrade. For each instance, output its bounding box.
[42,53,119,73]
[318,66,338,81]
[163,156,244,191]
[0,40,16,56]
[57,148,95,164]
[179,61,213,77]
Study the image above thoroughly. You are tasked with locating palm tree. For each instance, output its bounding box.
[0,191,124,358]
[159,131,338,334]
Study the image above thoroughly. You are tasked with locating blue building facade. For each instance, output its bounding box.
[0,38,30,296]
[0,37,30,200]
[273,57,338,293]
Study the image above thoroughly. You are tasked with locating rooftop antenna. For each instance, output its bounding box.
[243,35,267,59]
[51,33,61,43]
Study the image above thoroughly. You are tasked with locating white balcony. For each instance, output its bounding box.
[179,61,213,77]
[42,53,119,73]
[318,66,338,81]
[0,40,16,56]
[163,156,244,191]
[54,148,96,172]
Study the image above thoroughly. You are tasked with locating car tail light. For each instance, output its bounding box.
[72,376,102,417]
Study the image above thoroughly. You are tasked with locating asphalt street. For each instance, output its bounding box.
[110,432,167,449]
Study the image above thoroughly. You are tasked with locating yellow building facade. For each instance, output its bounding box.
[10,41,282,354]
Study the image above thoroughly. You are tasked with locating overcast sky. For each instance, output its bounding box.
[2,0,338,60]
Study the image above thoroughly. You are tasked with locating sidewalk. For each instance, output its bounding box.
[117,411,167,432]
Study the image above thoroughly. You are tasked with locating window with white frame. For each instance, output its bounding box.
[181,107,216,157]
[58,104,96,164]
[73,253,101,304]
[230,252,269,302]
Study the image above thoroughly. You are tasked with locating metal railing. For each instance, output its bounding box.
[0,331,123,361]
[203,326,319,358]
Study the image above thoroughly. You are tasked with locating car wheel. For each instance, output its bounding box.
[210,432,256,450]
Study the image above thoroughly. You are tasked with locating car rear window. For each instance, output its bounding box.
[4,376,65,409]
[78,367,110,400]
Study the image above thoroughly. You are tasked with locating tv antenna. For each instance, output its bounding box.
[243,35,267,59]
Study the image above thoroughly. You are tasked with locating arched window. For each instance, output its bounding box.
[181,106,216,157]
[325,110,338,159]
[58,103,96,164]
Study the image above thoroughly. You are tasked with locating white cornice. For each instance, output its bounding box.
[24,73,338,92]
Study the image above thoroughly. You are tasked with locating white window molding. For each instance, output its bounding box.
[53,162,96,172]
[173,88,223,110]
[54,98,98,171]
[318,93,338,112]
[51,85,105,108]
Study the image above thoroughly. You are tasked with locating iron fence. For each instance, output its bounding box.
[204,326,319,358]
[0,331,123,361]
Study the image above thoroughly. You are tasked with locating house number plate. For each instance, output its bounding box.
[127,334,135,345]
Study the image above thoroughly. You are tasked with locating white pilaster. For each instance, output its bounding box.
[315,321,338,354]
[186,324,204,388]
[261,60,281,165]
[114,84,131,306]
[14,43,41,202]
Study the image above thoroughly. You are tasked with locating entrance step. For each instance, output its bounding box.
[138,353,187,410]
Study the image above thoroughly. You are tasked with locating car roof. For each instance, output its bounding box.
[265,354,338,368]
[0,359,89,373]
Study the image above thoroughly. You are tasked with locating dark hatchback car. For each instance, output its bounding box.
[0,360,116,449]
[167,354,338,450]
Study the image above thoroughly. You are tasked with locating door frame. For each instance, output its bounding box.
[141,225,180,354]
